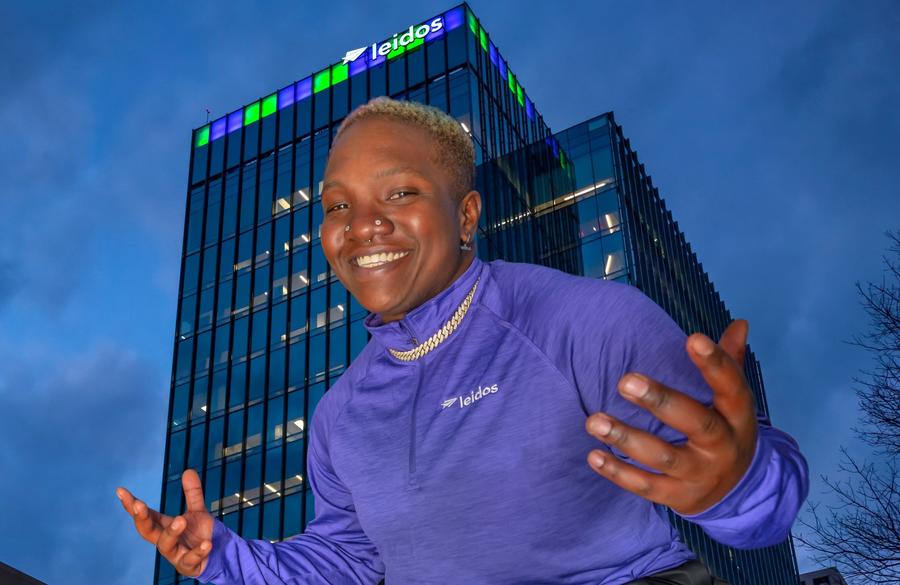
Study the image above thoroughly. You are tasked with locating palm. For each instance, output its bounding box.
[117,469,215,577]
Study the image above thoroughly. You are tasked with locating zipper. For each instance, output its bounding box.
[407,358,423,488]
[398,317,422,488]
[398,319,419,346]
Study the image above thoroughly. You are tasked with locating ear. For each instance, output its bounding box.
[458,190,482,239]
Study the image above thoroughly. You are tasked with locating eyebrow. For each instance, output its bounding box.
[322,166,429,192]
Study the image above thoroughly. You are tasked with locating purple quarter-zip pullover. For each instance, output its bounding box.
[198,256,808,584]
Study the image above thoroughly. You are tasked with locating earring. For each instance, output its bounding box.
[460,234,472,251]
[344,225,350,232]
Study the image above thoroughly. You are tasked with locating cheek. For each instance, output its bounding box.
[319,225,342,264]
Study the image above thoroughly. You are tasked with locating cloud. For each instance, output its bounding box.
[0,339,168,584]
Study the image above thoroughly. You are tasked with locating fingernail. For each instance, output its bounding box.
[590,453,605,468]
[621,376,648,399]
[693,335,715,356]
[591,418,611,436]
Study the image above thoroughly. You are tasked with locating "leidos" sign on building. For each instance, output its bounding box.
[342,17,444,64]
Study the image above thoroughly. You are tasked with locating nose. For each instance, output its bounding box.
[345,210,393,243]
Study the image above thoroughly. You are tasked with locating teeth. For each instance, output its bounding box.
[354,251,410,268]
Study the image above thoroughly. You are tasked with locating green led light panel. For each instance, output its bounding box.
[516,83,524,106]
[244,101,260,126]
[313,69,331,93]
[479,27,488,51]
[407,36,424,51]
[195,125,210,148]
[261,93,277,118]
[331,63,348,85]
[508,71,516,93]
[467,10,477,34]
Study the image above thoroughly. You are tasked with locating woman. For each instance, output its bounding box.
[117,97,808,584]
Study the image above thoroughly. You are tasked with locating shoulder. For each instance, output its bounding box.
[482,259,657,336]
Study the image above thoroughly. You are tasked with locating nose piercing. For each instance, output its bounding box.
[344,218,383,233]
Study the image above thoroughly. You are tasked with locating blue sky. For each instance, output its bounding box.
[0,1,897,582]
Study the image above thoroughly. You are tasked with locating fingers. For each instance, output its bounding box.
[685,325,757,439]
[176,538,212,577]
[586,448,680,507]
[615,373,731,450]
[585,412,695,476]
[182,469,207,513]
[717,319,748,369]
[157,515,189,566]
[116,487,170,544]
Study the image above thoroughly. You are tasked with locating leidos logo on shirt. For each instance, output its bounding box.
[441,384,500,411]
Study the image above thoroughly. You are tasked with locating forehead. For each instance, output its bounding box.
[326,117,442,171]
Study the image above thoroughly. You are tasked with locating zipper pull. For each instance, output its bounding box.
[399,320,418,345]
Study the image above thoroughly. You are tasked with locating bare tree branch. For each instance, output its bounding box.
[797,230,900,584]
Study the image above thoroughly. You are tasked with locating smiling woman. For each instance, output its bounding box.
[117,97,808,585]
[319,97,481,324]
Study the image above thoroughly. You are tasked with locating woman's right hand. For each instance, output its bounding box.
[117,469,214,578]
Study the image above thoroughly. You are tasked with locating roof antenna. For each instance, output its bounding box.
[205,108,211,123]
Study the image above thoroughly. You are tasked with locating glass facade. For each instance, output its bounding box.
[548,113,801,584]
[158,4,799,584]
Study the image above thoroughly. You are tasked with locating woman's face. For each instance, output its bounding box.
[320,116,481,323]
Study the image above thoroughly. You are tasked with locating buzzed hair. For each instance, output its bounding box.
[333,96,475,202]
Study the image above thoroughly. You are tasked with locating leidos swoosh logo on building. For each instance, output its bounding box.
[342,47,366,65]
[441,384,500,411]
[341,17,444,65]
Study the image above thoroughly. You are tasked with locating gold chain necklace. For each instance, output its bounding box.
[388,277,480,362]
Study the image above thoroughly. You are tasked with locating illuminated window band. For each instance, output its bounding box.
[193,4,559,164]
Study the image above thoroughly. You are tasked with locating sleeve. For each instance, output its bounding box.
[197,393,385,585]
[571,281,809,550]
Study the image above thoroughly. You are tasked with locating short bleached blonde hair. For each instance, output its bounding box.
[333,96,475,202]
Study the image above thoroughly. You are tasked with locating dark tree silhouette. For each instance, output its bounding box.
[795,230,900,584]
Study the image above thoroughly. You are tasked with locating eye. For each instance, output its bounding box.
[325,203,348,213]
[389,190,416,200]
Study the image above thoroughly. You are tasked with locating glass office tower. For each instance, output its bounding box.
[158,3,799,584]
[548,115,801,584]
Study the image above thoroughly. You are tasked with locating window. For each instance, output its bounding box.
[198,287,215,330]
[446,26,466,69]
[253,264,270,308]
[186,187,205,253]
[222,173,238,239]
[207,417,224,461]
[217,279,233,323]
[195,331,211,373]
[182,252,200,296]
[261,115,276,153]
[266,395,285,444]
[179,294,196,338]
[350,71,368,110]
[273,258,289,302]
[187,422,205,470]
[232,316,249,362]
[258,154,275,224]
[388,54,406,95]
[210,370,228,416]
[278,105,295,146]
[288,338,307,390]
[240,163,257,231]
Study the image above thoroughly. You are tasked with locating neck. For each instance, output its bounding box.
[379,252,475,323]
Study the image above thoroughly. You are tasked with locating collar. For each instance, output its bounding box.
[363,255,484,360]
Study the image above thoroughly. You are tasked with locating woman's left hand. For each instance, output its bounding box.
[584,319,759,516]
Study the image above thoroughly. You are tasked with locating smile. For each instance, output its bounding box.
[352,250,411,268]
